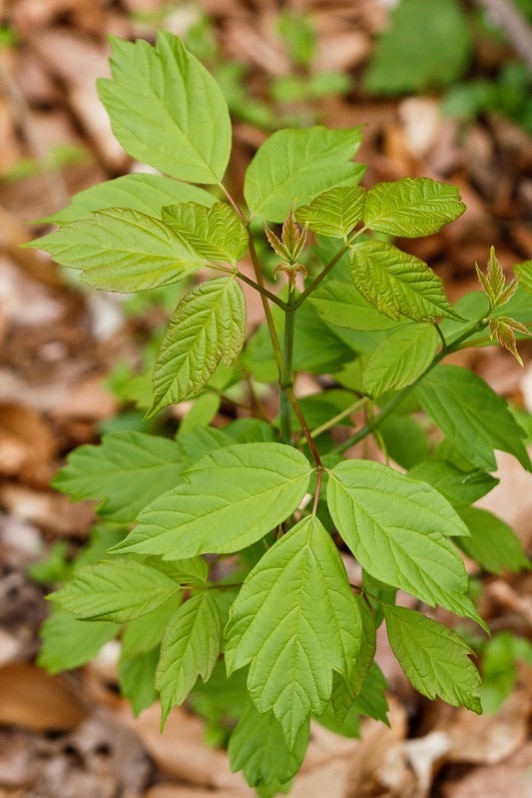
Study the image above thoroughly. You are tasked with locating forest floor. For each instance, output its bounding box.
[1,1,532,796]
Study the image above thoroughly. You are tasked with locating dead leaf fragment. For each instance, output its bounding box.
[0,663,86,730]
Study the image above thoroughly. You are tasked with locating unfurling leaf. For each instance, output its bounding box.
[150,277,246,414]
[265,209,308,265]
[225,515,367,746]
[384,605,482,713]
[489,316,529,366]
[349,240,461,321]
[515,259,532,295]
[476,246,518,308]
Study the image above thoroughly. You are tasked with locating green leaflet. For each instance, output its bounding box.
[407,461,499,508]
[309,279,400,332]
[121,593,183,658]
[244,126,364,222]
[363,178,466,237]
[362,323,439,397]
[26,209,204,292]
[38,174,216,225]
[97,32,231,183]
[112,443,313,559]
[383,606,482,713]
[228,701,310,789]
[52,431,187,524]
[319,661,389,736]
[225,515,365,747]
[378,414,429,470]
[119,648,159,716]
[457,507,530,575]
[515,260,532,295]
[327,460,485,626]
[295,185,366,238]
[349,240,461,321]
[156,591,222,723]
[415,365,532,472]
[150,278,246,415]
[38,608,119,674]
[51,558,182,623]
[162,202,248,264]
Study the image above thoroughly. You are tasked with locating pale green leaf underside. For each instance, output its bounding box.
[150,278,246,414]
[52,431,187,524]
[457,507,530,575]
[27,208,204,292]
[295,185,366,238]
[415,365,532,472]
[362,323,438,397]
[112,443,313,559]
[327,460,484,625]
[38,174,216,225]
[97,31,231,183]
[162,202,248,264]
[228,700,310,788]
[384,605,481,713]
[156,591,222,723]
[244,126,364,222]
[225,515,364,746]
[364,177,466,237]
[349,240,460,321]
[51,558,180,623]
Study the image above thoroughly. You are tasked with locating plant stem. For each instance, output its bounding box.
[296,396,368,446]
[335,315,490,454]
[280,281,297,442]
[236,269,289,309]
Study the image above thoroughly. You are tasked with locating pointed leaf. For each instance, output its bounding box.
[52,431,188,524]
[362,323,439,397]
[244,126,364,222]
[225,515,366,746]
[162,202,248,264]
[26,209,203,292]
[384,605,482,713]
[349,240,460,321]
[309,279,399,332]
[156,591,222,723]
[415,365,532,471]
[51,559,181,623]
[97,32,231,183]
[457,507,530,575]
[38,174,216,225]
[363,178,465,237]
[150,278,246,414]
[112,443,312,558]
[121,593,183,658]
[515,259,532,295]
[327,460,485,625]
[295,185,365,238]
[229,701,310,788]
[407,460,498,508]
[119,648,159,715]
[38,609,119,674]
[489,317,528,366]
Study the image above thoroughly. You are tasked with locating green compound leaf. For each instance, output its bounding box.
[97,31,231,183]
[244,126,364,222]
[415,365,532,472]
[476,246,518,309]
[26,209,204,292]
[295,185,366,238]
[51,558,182,623]
[162,202,248,264]
[150,278,246,415]
[363,178,465,237]
[383,605,482,713]
[407,460,498,508]
[112,443,313,559]
[228,701,310,790]
[38,608,119,674]
[362,323,439,397]
[38,174,216,225]
[457,507,530,575]
[349,240,461,321]
[156,591,222,724]
[225,515,366,747]
[52,431,188,524]
[327,460,485,626]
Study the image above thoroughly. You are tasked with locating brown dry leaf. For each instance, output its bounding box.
[0,403,56,484]
[0,483,95,536]
[145,786,250,798]
[476,449,532,547]
[439,741,532,798]
[0,663,86,730]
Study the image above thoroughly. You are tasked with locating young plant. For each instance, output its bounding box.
[27,31,532,796]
